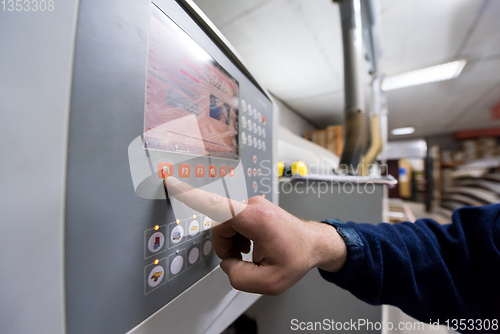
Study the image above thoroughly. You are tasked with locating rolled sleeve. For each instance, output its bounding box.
[318,219,366,285]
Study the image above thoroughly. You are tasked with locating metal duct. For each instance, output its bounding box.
[334,0,368,174]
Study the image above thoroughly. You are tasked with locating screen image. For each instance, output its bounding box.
[144,5,239,160]
[209,94,231,125]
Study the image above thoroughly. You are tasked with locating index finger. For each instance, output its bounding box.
[165,176,247,224]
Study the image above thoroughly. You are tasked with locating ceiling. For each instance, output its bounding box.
[193,0,500,139]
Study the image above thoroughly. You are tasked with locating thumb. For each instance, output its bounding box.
[220,258,279,295]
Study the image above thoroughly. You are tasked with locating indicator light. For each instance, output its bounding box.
[154,259,159,265]
[154,225,159,230]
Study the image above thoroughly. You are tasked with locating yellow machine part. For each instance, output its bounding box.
[278,161,284,178]
[292,161,308,176]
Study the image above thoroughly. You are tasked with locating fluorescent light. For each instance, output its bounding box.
[391,127,415,135]
[382,60,467,91]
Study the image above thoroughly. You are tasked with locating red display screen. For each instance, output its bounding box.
[144,6,239,160]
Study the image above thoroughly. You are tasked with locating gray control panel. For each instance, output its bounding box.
[64,1,274,334]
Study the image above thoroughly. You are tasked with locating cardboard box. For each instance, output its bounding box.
[305,125,343,156]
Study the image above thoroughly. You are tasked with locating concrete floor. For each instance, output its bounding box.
[385,201,455,334]
[403,201,451,225]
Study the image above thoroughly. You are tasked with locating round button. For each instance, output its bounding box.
[241,99,247,112]
[148,232,165,253]
[253,181,258,192]
[258,126,262,136]
[170,255,184,275]
[247,135,252,146]
[171,225,184,244]
[262,142,266,151]
[247,105,252,117]
[253,139,258,148]
[247,120,252,131]
[258,112,262,123]
[203,216,213,230]
[241,116,247,128]
[253,108,258,120]
[253,155,257,164]
[253,168,257,176]
[188,220,200,237]
[247,168,252,176]
[258,139,262,150]
[188,247,200,265]
[262,129,266,138]
[241,132,247,145]
[148,265,164,287]
[258,168,262,176]
[253,125,257,134]
[203,240,212,256]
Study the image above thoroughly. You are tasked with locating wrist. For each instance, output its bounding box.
[309,221,347,272]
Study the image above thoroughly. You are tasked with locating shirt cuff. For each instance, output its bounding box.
[318,219,366,285]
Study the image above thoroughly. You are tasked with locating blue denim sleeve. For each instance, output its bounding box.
[318,204,500,328]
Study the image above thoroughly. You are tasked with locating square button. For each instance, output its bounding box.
[228,167,235,177]
[220,166,227,177]
[168,249,186,280]
[209,165,217,177]
[178,164,191,178]
[195,165,205,178]
[145,225,168,259]
[144,257,167,295]
[158,163,173,178]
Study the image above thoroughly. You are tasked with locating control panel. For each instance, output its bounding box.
[64,1,275,334]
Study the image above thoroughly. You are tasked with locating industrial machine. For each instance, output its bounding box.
[1,1,278,333]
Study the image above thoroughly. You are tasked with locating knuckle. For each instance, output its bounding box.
[251,205,271,222]
[228,275,245,291]
[209,193,226,208]
[252,195,266,204]
[260,272,285,296]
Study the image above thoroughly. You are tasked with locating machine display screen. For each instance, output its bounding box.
[144,5,239,160]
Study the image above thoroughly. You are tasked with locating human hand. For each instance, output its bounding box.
[165,176,347,295]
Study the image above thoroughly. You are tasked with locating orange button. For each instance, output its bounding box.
[220,167,227,177]
[158,163,173,178]
[228,167,235,177]
[262,116,265,124]
[209,165,217,177]
[195,165,205,177]
[178,164,191,178]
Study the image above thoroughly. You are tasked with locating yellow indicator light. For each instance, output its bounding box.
[154,259,159,265]
[242,200,246,203]
[262,194,265,198]
[176,219,180,224]
[192,215,196,219]
[154,225,159,230]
